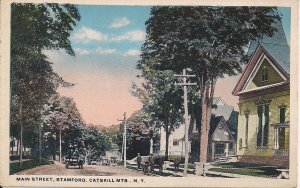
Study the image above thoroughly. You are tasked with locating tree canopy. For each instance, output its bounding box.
[139,6,281,163]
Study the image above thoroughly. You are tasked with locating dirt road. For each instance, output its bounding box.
[16,162,145,176]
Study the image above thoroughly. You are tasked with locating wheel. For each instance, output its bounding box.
[66,164,69,169]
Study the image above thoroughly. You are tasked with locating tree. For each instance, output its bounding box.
[82,126,111,161]
[117,110,159,159]
[140,6,280,163]
[132,69,184,158]
[42,94,83,161]
[10,3,80,166]
[11,3,81,55]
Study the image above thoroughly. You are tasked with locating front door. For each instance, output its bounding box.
[215,143,225,157]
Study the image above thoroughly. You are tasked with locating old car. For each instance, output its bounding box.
[101,158,110,166]
[65,149,85,169]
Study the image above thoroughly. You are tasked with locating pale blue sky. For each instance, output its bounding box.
[51,6,291,126]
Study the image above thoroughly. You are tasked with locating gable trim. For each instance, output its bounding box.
[233,44,289,96]
[241,53,288,92]
[236,81,288,95]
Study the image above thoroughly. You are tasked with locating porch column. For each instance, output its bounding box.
[150,138,153,154]
[211,142,215,161]
[225,143,229,157]
[274,127,279,149]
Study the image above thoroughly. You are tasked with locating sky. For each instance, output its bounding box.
[49,6,291,126]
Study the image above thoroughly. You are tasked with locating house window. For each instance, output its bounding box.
[257,105,269,147]
[261,66,268,82]
[173,140,179,146]
[279,107,286,123]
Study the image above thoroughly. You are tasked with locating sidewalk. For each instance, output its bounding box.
[128,163,272,178]
[10,159,31,163]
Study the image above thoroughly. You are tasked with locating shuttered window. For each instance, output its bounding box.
[280,107,286,123]
[257,105,269,147]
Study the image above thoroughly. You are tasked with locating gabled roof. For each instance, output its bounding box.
[246,18,290,74]
[211,99,234,121]
[233,19,290,96]
[209,116,235,141]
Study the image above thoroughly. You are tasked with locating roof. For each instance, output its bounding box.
[209,116,235,141]
[209,116,223,136]
[233,17,290,96]
[246,17,290,74]
[211,104,234,122]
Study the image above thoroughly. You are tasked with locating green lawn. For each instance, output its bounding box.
[10,159,53,175]
[209,162,282,178]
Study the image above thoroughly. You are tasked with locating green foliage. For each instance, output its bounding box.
[83,126,112,159]
[10,159,53,175]
[139,6,281,162]
[141,6,280,78]
[11,3,80,55]
[10,3,81,163]
[117,111,153,159]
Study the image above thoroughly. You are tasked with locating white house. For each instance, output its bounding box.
[159,97,237,161]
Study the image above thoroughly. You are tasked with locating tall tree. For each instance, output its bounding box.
[133,69,184,158]
[10,3,80,166]
[140,6,280,162]
[42,94,83,161]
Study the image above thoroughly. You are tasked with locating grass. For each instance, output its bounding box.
[10,158,53,175]
[209,162,281,178]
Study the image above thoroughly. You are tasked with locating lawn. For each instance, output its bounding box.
[209,162,282,178]
[10,158,53,175]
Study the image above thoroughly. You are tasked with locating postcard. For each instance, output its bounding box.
[0,0,298,187]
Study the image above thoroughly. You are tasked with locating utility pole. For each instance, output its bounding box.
[175,68,196,177]
[39,123,42,164]
[19,102,23,167]
[59,125,62,163]
[118,112,127,168]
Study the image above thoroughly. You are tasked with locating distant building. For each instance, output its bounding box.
[207,116,236,161]
[159,97,238,162]
[232,19,290,168]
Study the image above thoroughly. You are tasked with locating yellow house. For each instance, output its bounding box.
[232,20,290,168]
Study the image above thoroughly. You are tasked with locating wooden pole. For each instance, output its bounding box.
[59,125,62,163]
[124,113,127,168]
[175,69,196,177]
[183,69,189,177]
[39,123,42,163]
[19,102,23,167]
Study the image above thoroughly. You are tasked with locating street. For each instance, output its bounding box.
[15,162,146,176]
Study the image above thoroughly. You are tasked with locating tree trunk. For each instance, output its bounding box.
[10,139,15,157]
[19,103,23,167]
[39,123,42,163]
[199,85,212,163]
[16,139,19,156]
[165,128,170,159]
[59,126,62,163]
